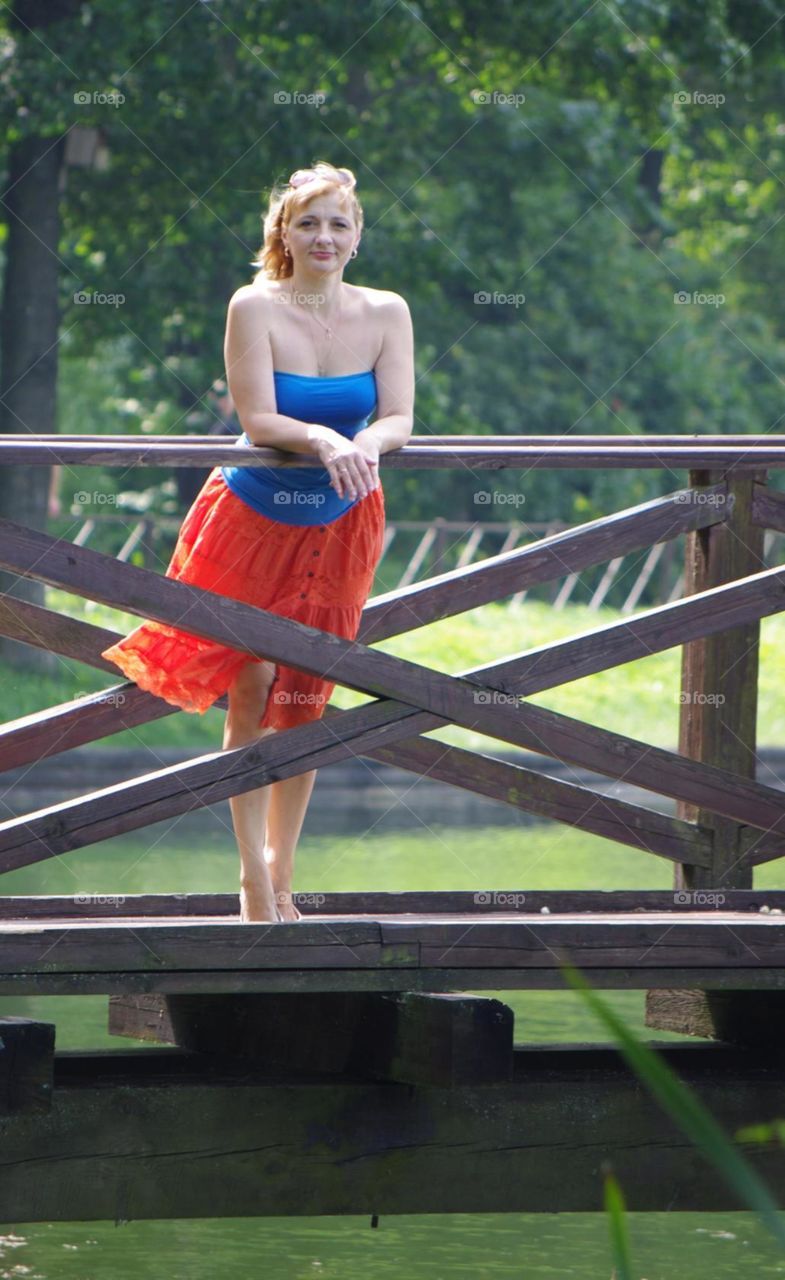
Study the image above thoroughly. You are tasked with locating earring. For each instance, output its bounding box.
[350,248,358,258]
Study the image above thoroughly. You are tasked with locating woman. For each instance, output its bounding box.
[101,161,415,923]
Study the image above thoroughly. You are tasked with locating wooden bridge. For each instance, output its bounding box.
[3,432,785,1222]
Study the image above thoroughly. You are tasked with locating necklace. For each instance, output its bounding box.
[296,289,343,376]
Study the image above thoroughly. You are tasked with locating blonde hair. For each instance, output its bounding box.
[252,161,363,280]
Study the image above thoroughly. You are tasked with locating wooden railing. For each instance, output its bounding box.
[1,433,785,897]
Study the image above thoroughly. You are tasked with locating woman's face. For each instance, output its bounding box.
[283,194,359,270]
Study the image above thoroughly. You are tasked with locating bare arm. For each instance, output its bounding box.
[357,294,415,454]
[223,288,336,455]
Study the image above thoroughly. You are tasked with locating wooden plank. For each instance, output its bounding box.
[8,965,785,996]
[0,683,175,772]
[5,888,785,919]
[18,432,785,447]
[5,525,785,862]
[3,1043,785,1219]
[107,991,514,1086]
[361,485,729,640]
[370,737,713,867]
[752,480,785,534]
[2,913,785,977]
[0,1017,54,1114]
[6,595,785,868]
[5,438,785,468]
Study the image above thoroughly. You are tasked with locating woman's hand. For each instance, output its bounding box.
[315,427,381,501]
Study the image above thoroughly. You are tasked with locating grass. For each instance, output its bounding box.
[4,589,785,754]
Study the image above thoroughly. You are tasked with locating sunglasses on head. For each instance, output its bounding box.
[288,168,352,188]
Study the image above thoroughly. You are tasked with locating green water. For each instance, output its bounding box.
[2,814,785,1276]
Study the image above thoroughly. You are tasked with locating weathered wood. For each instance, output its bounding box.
[3,1043,785,1219]
[5,523,785,867]
[372,737,713,866]
[645,989,785,1049]
[20,432,785,447]
[107,991,514,1086]
[675,471,765,889]
[0,1017,54,1113]
[752,480,785,534]
[5,888,784,919]
[362,485,729,640]
[2,914,785,979]
[0,682,175,772]
[3,437,785,468]
[8,962,785,996]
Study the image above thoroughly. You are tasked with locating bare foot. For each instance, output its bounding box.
[274,891,302,923]
[239,880,279,924]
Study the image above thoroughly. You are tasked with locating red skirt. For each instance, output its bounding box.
[100,469,386,731]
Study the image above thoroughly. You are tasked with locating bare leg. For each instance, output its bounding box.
[224,660,278,923]
[265,767,318,921]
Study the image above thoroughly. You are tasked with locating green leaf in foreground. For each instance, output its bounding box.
[562,963,785,1248]
[604,1166,633,1280]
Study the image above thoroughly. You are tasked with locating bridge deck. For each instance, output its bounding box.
[2,892,785,994]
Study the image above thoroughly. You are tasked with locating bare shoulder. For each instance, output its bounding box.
[227,280,278,321]
[350,283,410,316]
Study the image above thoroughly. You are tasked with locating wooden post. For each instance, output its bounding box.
[674,470,766,892]
[0,1017,54,1113]
[647,469,767,1040]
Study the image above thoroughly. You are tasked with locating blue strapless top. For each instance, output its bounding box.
[220,370,377,526]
